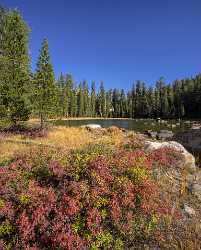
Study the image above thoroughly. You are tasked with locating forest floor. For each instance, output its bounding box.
[0,123,201,249]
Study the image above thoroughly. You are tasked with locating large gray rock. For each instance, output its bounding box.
[144,141,196,173]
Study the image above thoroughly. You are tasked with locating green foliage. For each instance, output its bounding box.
[94,197,109,208]
[33,38,56,127]
[0,9,31,124]
[0,220,13,237]
[90,81,96,117]
[127,166,148,184]
[71,216,85,234]
[19,194,30,205]
[114,238,124,250]
[0,198,5,209]
[91,231,113,249]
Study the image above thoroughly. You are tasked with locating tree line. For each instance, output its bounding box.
[0,7,201,127]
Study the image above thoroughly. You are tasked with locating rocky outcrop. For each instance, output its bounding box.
[144,140,196,173]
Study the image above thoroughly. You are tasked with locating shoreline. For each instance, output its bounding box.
[29,117,133,123]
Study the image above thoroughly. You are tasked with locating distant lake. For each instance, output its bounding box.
[52,119,192,133]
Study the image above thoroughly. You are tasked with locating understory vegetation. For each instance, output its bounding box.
[0,126,200,249]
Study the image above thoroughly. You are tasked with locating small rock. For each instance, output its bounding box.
[157,130,174,140]
[85,124,102,130]
[183,204,196,216]
[191,126,201,130]
[145,130,157,139]
[160,130,173,133]
[190,183,201,201]
[160,120,167,124]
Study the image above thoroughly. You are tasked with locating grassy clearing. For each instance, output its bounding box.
[0,125,125,165]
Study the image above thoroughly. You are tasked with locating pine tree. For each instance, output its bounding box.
[82,81,90,116]
[127,91,133,118]
[131,83,136,118]
[69,81,76,117]
[112,89,120,117]
[65,74,73,117]
[135,81,143,117]
[166,85,175,118]
[140,82,149,117]
[0,9,31,124]
[119,89,127,117]
[99,82,106,117]
[146,87,153,117]
[106,90,112,117]
[154,88,160,118]
[34,38,56,127]
[0,6,7,117]
[77,83,84,117]
[156,77,166,117]
[70,87,77,117]
[57,73,66,117]
[0,5,6,54]
[90,81,96,117]
[161,87,169,118]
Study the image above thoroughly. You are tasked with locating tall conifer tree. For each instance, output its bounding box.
[0,9,31,124]
[34,38,56,127]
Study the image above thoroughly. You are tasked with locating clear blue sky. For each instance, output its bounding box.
[1,0,201,90]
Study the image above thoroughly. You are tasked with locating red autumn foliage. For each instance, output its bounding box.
[0,146,177,249]
[151,147,183,168]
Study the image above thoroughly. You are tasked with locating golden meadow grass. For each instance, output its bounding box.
[0,126,125,164]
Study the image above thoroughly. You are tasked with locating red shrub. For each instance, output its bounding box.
[151,147,182,168]
[0,147,172,249]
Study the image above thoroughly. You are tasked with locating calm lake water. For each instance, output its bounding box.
[52,119,192,133]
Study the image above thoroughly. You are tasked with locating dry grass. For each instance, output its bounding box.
[0,141,27,165]
[0,126,92,151]
[0,126,125,165]
[36,126,94,150]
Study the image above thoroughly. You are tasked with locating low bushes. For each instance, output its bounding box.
[152,147,183,168]
[0,140,181,249]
